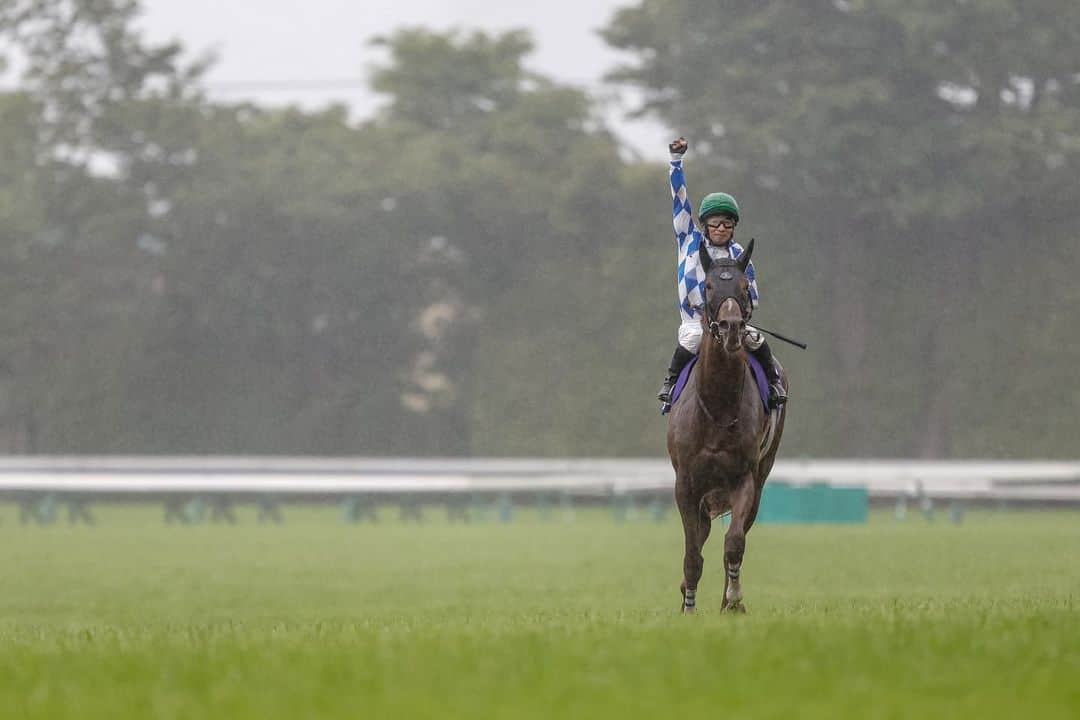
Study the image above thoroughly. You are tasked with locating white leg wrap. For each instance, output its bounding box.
[726,564,742,603]
[683,588,696,608]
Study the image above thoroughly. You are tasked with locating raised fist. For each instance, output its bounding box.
[668,137,688,155]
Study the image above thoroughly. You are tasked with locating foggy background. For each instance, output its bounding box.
[0,0,1077,459]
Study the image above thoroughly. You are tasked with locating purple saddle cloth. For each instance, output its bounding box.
[663,353,769,415]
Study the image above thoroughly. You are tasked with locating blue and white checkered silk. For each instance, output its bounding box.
[670,157,759,323]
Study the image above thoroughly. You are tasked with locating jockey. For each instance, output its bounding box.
[658,136,788,411]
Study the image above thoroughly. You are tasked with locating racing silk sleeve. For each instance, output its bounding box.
[729,242,761,310]
[670,157,705,322]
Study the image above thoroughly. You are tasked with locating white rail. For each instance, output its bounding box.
[0,457,1078,502]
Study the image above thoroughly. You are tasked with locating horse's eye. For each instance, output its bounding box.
[705,283,713,291]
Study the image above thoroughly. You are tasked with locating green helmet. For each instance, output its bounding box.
[698,192,740,222]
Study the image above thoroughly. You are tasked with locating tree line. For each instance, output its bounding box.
[0,0,1077,458]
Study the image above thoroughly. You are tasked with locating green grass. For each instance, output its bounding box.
[1,505,1078,719]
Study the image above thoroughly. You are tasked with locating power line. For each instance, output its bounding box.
[0,79,372,94]
[203,79,369,93]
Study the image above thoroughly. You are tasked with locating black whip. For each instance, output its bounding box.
[751,324,807,350]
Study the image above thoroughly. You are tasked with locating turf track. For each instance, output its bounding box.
[1,506,1078,719]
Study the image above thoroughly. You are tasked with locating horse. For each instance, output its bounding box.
[666,239,787,613]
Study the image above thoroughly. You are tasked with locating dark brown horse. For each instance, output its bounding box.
[666,239,787,613]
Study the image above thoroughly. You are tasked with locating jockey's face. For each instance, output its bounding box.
[704,214,736,246]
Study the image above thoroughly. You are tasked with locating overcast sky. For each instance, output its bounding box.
[137,0,669,159]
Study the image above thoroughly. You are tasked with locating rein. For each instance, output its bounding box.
[695,269,753,428]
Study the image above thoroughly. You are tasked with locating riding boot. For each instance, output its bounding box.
[751,339,788,409]
[658,345,696,405]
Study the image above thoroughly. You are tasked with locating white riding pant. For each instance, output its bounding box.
[677,321,704,354]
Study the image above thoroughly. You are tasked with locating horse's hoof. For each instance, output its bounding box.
[681,606,696,615]
[723,600,747,614]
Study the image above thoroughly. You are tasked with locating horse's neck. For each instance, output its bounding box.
[696,345,746,412]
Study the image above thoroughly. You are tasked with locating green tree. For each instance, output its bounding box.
[0,14,666,455]
[367,29,660,455]
[602,0,1080,457]
[0,0,210,451]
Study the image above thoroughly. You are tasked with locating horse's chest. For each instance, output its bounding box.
[688,450,752,491]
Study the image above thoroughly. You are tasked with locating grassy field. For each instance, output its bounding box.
[1,505,1078,719]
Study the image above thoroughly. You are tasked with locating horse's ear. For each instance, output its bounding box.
[698,241,712,274]
[736,237,755,273]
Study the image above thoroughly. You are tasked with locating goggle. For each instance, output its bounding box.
[705,217,737,231]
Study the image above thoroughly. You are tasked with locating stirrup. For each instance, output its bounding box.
[768,383,788,409]
[657,379,675,403]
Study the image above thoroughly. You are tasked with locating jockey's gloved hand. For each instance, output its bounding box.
[669,137,688,159]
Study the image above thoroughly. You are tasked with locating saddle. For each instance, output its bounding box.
[663,354,781,460]
[662,353,770,415]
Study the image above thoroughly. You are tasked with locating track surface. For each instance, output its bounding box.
[2,507,1078,719]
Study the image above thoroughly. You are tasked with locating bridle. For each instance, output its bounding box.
[699,267,753,344]
[695,266,753,428]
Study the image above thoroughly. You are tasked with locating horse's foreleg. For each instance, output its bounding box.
[677,489,711,613]
[722,472,756,613]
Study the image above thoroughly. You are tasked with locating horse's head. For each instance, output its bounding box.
[699,238,754,354]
